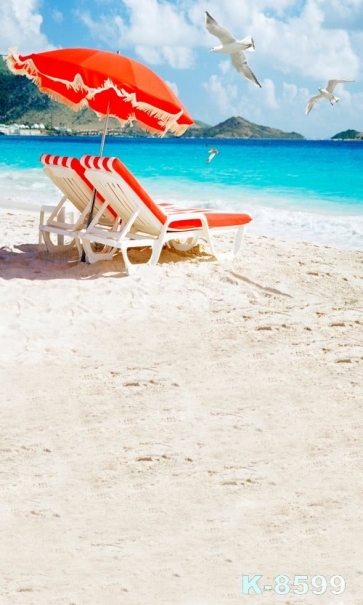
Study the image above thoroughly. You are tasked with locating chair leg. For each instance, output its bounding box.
[120,246,138,275]
[39,212,45,246]
[41,230,76,253]
[75,237,83,259]
[81,238,117,264]
[201,227,218,259]
[208,226,246,261]
[148,238,165,267]
[38,229,45,247]
[168,235,200,251]
[117,236,164,275]
[233,226,245,257]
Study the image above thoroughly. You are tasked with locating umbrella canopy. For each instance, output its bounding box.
[6,48,194,137]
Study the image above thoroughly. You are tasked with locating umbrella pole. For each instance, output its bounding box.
[99,111,110,157]
[80,105,110,262]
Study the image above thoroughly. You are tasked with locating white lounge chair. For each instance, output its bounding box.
[78,155,253,274]
[39,154,119,253]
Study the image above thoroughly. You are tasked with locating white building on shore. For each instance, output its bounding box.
[0,123,46,135]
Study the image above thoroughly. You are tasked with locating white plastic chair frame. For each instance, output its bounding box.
[79,168,246,274]
[39,164,119,254]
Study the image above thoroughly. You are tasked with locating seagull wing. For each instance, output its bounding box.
[206,149,218,163]
[205,11,236,44]
[231,51,262,87]
[306,94,323,115]
[326,79,354,93]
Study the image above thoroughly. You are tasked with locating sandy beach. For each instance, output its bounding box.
[1,207,363,605]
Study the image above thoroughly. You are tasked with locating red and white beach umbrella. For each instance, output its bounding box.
[6,47,194,142]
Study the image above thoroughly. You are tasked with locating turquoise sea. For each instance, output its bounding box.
[1,135,363,250]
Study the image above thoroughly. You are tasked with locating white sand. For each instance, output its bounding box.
[1,208,363,605]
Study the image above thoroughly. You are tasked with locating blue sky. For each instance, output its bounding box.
[1,0,363,139]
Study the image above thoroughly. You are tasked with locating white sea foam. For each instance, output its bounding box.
[246,205,363,250]
[153,191,363,251]
[0,168,59,209]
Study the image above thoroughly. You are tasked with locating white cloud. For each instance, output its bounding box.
[315,0,363,28]
[200,1,360,84]
[135,45,194,69]
[0,0,53,54]
[249,3,359,82]
[122,0,197,46]
[73,10,125,48]
[282,82,299,101]
[165,80,179,97]
[219,59,232,76]
[351,90,363,111]
[262,78,279,109]
[76,0,199,68]
[202,74,238,115]
[133,44,163,65]
[52,9,63,24]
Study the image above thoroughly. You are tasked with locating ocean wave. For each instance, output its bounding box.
[152,195,363,250]
[0,168,59,207]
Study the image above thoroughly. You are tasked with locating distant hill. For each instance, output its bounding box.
[331,129,363,140]
[183,116,304,139]
[1,58,303,139]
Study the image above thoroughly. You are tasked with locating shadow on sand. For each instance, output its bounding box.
[0,242,215,281]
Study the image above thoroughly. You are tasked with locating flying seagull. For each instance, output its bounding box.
[206,148,219,163]
[205,11,262,88]
[306,79,354,115]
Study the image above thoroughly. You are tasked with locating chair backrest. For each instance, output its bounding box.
[80,155,167,236]
[40,154,116,220]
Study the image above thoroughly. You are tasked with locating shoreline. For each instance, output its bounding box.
[0,200,41,213]
[2,198,363,252]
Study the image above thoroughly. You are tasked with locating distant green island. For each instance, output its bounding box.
[1,59,362,140]
[331,129,363,140]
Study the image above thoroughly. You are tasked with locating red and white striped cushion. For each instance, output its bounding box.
[80,155,167,224]
[40,154,116,218]
[40,154,81,171]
